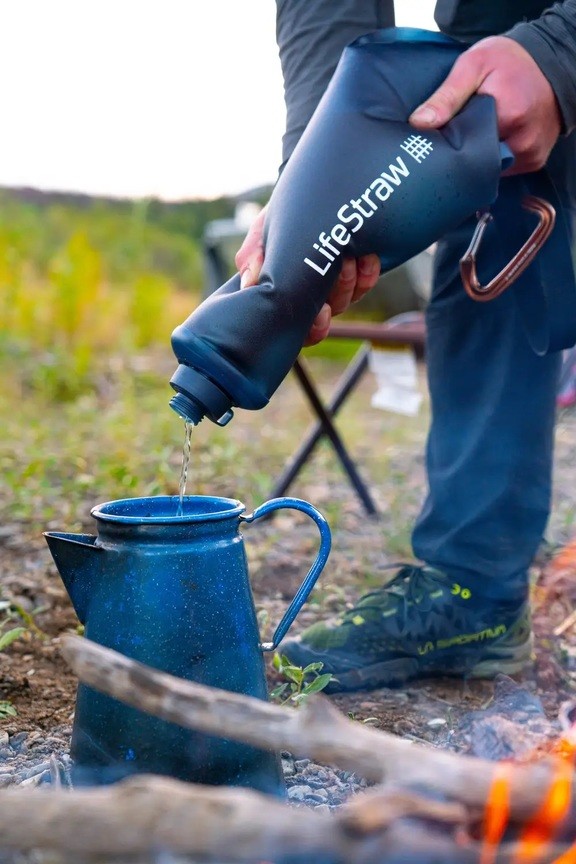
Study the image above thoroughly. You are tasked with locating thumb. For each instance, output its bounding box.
[239,251,264,289]
[409,52,485,128]
[235,207,267,288]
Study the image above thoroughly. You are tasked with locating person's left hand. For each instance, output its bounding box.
[409,35,562,175]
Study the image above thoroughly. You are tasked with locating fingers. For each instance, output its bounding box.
[304,304,332,346]
[409,36,562,176]
[328,254,380,314]
[327,259,358,315]
[239,254,264,289]
[409,50,486,128]
[235,207,267,288]
[306,253,380,346]
[354,254,381,298]
[235,200,380,349]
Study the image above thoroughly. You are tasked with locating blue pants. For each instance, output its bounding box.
[412,141,575,602]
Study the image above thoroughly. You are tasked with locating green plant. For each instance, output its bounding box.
[270,653,335,706]
[0,597,29,645]
[0,626,26,652]
[0,597,46,641]
[0,598,41,721]
[347,711,380,725]
[0,616,26,721]
[0,701,17,719]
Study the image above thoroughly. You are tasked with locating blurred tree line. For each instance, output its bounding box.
[0,185,271,400]
[0,187,250,288]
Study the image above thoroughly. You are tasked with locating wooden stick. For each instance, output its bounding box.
[60,635,569,820]
[0,777,572,863]
[0,775,337,859]
[554,607,576,636]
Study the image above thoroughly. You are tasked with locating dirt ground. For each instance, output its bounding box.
[2,360,576,753]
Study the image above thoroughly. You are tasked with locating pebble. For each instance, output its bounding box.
[19,772,48,788]
[19,761,51,781]
[0,725,72,789]
[9,732,28,753]
[280,753,296,776]
[281,752,369,809]
[288,784,315,801]
[0,724,369,810]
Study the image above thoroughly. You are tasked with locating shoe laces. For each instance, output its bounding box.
[340,564,453,626]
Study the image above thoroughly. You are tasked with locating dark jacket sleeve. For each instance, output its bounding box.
[275,0,395,168]
[507,1,576,132]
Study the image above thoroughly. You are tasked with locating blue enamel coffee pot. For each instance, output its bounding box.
[45,494,331,795]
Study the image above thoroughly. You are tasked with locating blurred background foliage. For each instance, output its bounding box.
[0,187,245,401]
[0,184,425,533]
[0,184,320,531]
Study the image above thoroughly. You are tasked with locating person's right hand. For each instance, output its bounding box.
[235,204,380,346]
[409,35,562,175]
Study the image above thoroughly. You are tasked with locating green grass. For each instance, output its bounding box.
[0,342,429,551]
[0,352,327,532]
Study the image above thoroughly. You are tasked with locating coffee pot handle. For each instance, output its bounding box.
[240,497,331,651]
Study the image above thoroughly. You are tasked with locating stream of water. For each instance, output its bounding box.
[177,421,194,516]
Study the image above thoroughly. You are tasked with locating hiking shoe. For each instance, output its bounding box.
[280,565,532,692]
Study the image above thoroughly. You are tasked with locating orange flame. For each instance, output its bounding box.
[546,538,576,574]
[480,537,576,862]
[480,730,576,864]
[480,762,513,864]
[549,839,576,864]
[515,758,573,863]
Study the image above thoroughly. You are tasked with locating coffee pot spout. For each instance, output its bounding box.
[44,532,101,624]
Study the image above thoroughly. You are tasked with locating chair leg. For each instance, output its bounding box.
[270,348,378,515]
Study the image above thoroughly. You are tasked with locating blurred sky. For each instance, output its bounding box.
[1,1,437,201]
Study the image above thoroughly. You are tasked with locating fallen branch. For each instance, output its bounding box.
[0,774,339,859]
[61,635,571,820]
[0,775,573,863]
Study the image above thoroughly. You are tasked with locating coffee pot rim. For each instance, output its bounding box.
[90,494,245,525]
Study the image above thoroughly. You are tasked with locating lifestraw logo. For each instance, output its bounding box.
[303,136,434,277]
[400,134,434,164]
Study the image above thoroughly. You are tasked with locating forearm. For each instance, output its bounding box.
[507,0,576,132]
[275,0,394,167]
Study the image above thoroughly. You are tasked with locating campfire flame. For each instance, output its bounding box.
[481,710,576,864]
[481,762,512,864]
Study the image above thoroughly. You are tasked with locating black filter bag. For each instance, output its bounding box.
[170,27,576,425]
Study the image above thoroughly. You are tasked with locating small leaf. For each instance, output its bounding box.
[302,661,324,675]
[301,673,334,694]
[0,627,26,652]
[0,701,17,718]
[283,666,304,685]
[270,683,289,700]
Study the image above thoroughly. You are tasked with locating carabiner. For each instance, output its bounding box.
[460,195,556,302]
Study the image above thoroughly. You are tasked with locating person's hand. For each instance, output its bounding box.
[235,205,380,346]
[409,35,562,175]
